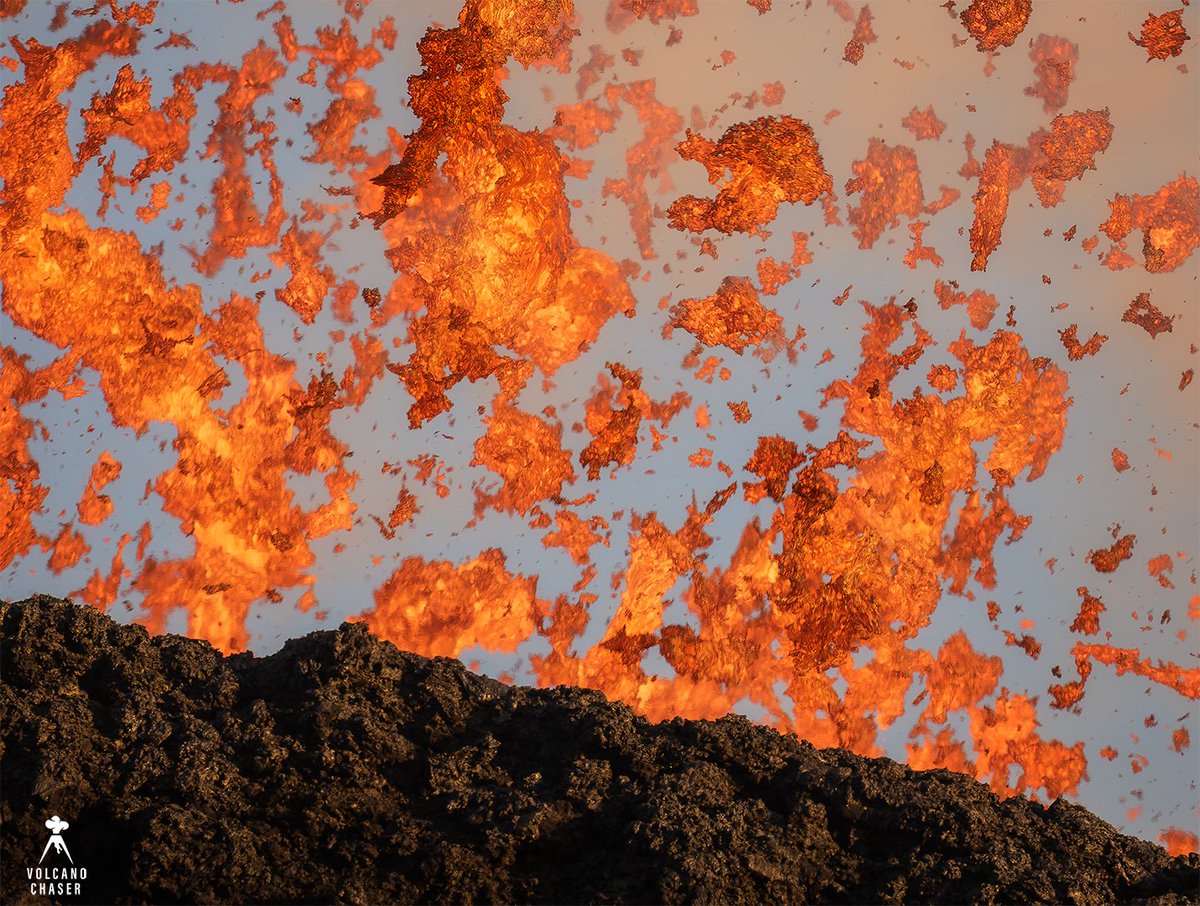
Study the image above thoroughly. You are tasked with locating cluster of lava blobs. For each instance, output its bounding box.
[1,0,1196,854]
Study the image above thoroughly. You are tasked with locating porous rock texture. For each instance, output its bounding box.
[2,595,1197,905]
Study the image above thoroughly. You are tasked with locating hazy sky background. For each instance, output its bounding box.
[2,0,1196,848]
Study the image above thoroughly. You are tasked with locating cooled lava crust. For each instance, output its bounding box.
[2,596,1197,905]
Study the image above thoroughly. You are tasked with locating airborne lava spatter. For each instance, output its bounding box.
[667,114,832,237]
[1,0,1196,854]
[1130,9,1192,61]
[958,0,1032,52]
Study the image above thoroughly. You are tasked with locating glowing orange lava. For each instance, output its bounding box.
[668,115,832,237]
[959,0,1031,52]
[1129,9,1191,61]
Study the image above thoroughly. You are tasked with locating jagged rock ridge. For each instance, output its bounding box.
[2,596,1197,904]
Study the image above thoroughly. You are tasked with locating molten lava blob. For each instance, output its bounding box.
[371,0,635,427]
[1129,9,1191,61]
[668,277,784,353]
[667,115,833,237]
[1100,176,1199,273]
[959,0,1032,52]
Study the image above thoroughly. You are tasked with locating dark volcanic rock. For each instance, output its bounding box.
[2,596,1197,905]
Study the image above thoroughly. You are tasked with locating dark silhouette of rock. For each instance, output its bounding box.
[2,595,1197,904]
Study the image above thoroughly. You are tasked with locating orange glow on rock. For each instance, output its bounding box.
[1160,828,1199,857]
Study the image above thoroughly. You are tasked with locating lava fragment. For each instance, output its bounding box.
[1004,631,1042,659]
[728,401,752,423]
[1100,176,1199,272]
[901,106,947,141]
[1148,553,1176,589]
[1073,643,1200,699]
[969,142,1015,271]
[1024,34,1078,114]
[668,115,832,236]
[607,0,699,32]
[756,231,813,295]
[959,0,1032,52]
[272,222,333,324]
[472,399,576,516]
[904,221,943,269]
[363,550,541,658]
[669,276,784,353]
[1161,829,1200,858]
[578,362,688,480]
[373,487,419,540]
[842,5,876,65]
[1087,534,1136,573]
[1058,324,1107,361]
[0,351,50,570]
[599,80,685,260]
[370,0,634,426]
[1034,108,1113,204]
[933,279,998,329]
[1122,292,1176,338]
[76,451,122,525]
[1070,587,1106,635]
[743,435,804,502]
[541,511,607,565]
[1129,9,1191,61]
[844,139,926,249]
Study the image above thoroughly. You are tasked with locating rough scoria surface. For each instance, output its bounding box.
[2,596,1197,905]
